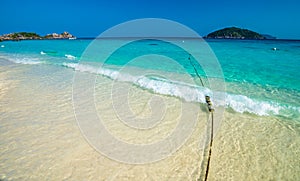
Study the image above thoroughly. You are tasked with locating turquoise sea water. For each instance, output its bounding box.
[0,39,299,120]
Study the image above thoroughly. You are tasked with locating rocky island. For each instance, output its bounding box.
[0,31,76,41]
[205,27,276,39]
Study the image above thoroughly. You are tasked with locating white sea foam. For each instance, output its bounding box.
[62,63,120,79]
[225,94,281,115]
[1,45,4,48]
[40,51,46,55]
[63,62,298,116]
[5,56,43,65]
[65,54,76,60]
[135,76,211,103]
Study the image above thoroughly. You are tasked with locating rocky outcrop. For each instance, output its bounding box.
[0,31,76,41]
[44,31,76,39]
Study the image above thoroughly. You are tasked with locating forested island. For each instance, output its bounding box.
[0,27,276,41]
[0,31,76,41]
[205,27,276,39]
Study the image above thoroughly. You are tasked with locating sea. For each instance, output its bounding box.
[0,38,299,180]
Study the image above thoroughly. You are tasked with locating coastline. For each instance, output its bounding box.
[0,60,299,180]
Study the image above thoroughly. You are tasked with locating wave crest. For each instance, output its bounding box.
[63,63,299,117]
[5,56,43,65]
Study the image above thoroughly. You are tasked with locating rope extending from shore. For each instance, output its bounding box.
[188,54,214,181]
[188,55,205,87]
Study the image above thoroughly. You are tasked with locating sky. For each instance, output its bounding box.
[1,0,300,39]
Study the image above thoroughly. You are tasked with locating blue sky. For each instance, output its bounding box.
[1,0,300,39]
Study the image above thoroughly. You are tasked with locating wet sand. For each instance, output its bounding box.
[0,62,299,180]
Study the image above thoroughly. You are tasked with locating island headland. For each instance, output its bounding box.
[0,31,76,41]
[204,27,276,39]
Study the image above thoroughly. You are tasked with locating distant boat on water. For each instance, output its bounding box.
[69,37,77,40]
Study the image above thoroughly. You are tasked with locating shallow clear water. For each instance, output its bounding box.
[0,39,299,119]
[0,39,300,180]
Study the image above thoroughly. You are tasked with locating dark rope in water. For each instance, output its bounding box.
[187,54,214,181]
[188,54,205,87]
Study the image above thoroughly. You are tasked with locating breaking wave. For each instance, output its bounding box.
[65,54,76,60]
[4,56,43,65]
[62,62,300,117]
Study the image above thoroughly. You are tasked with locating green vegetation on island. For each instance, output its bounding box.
[205,27,275,39]
[2,32,42,41]
[12,32,41,38]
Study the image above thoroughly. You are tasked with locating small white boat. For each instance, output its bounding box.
[69,37,77,40]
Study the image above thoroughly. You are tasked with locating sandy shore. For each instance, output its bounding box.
[0,61,299,180]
